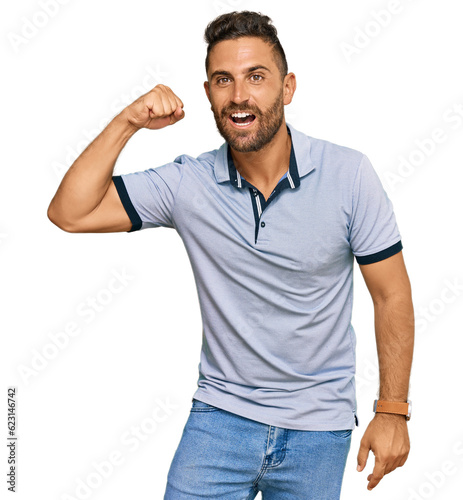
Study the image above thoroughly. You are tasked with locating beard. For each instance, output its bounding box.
[211,92,285,153]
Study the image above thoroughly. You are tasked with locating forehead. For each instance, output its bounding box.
[208,36,278,74]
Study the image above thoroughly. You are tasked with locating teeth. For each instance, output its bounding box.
[231,112,252,118]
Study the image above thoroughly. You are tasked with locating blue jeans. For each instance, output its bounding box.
[164,399,352,499]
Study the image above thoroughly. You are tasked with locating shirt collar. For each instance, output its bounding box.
[213,122,316,186]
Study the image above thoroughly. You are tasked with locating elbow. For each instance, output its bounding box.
[372,292,413,309]
[47,203,79,233]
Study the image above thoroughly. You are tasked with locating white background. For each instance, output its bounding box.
[2,0,463,499]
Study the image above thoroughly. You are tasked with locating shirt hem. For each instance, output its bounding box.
[112,175,142,232]
[355,239,402,264]
[192,391,357,431]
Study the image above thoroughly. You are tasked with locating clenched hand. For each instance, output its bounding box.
[123,84,185,131]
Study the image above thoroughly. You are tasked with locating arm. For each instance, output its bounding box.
[356,250,415,491]
[47,85,184,233]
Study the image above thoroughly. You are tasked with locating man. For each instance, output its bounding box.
[47,10,414,499]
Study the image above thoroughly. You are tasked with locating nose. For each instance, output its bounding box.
[231,78,250,104]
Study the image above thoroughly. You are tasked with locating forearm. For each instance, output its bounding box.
[357,253,413,490]
[374,292,415,401]
[48,110,137,226]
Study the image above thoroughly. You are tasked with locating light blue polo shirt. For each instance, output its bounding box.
[112,122,402,431]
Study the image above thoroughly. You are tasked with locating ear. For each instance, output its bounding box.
[204,81,211,103]
[283,72,296,106]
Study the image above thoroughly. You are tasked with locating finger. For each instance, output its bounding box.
[147,90,167,118]
[159,85,183,114]
[398,452,409,468]
[367,460,386,491]
[386,455,405,475]
[392,451,409,470]
[169,106,185,125]
[357,440,370,472]
[162,93,183,124]
[152,85,174,116]
[159,90,176,117]
[159,85,178,108]
[167,96,180,117]
[174,94,184,110]
[386,446,410,473]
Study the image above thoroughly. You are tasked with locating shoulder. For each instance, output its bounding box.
[288,123,366,180]
[160,146,225,188]
[307,134,365,172]
[173,147,219,167]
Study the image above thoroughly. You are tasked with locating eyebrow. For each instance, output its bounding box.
[210,65,271,80]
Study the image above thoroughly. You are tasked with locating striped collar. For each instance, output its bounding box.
[213,122,316,186]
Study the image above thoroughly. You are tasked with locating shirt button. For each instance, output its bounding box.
[261,221,265,228]
[253,189,257,196]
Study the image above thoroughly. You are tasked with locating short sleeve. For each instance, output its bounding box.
[112,159,184,232]
[349,154,402,265]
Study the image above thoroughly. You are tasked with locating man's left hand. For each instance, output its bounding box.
[356,413,410,491]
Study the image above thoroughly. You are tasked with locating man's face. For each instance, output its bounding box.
[204,36,295,153]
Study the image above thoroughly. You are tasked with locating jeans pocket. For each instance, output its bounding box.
[328,429,352,439]
[190,398,221,412]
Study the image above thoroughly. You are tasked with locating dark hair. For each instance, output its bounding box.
[204,11,288,79]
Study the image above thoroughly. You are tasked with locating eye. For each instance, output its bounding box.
[217,77,231,84]
[250,74,263,82]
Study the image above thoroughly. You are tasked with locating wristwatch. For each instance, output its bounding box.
[373,400,412,421]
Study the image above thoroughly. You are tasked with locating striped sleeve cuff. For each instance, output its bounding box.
[355,240,403,265]
[112,176,142,232]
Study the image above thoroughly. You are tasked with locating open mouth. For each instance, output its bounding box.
[229,112,256,127]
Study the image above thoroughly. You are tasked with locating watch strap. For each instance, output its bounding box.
[374,400,411,421]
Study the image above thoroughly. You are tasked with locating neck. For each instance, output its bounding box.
[229,121,291,186]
